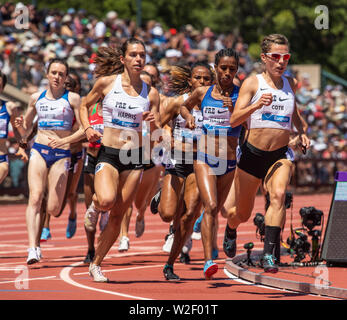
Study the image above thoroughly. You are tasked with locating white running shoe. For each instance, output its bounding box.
[182,237,193,254]
[162,233,174,253]
[36,247,42,261]
[84,202,100,232]
[99,211,109,232]
[135,215,145,238]
[89,263,109,282]
[191,231,201,240]
[118,236,130,252]
[27,247,39,265]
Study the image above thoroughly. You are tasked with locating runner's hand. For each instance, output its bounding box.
[257,93,273,108]
[223,92,233,112]
[48,136,65,149]
[185,114,196,129]
[15,148,28,162]
[85,127,102,143]
[14,116,24,128]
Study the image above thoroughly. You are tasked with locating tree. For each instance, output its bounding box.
[18,0,347,77]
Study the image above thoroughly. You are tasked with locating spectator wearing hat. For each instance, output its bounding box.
[61,14,74,37]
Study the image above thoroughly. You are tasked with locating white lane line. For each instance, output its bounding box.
[60,261,153,300]
[73,264,164,276]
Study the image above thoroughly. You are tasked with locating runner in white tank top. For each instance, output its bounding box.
[15,59,81,265]
[227,34,310,273]
[118,70,164,255]
[79,39,160,283]
[247,73,295,131]
[102,73,150,131]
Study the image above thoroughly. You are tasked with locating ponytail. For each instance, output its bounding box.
[93,46,124,78]
[93,37,146,78]
[170,65,191,95]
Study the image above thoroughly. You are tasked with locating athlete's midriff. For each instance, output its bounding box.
[101,126,145,150]
[197,135,238,160]
[35,130,72,150]
[247,128,290,151]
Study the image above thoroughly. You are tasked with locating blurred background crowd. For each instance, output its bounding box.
[0,2,346,191]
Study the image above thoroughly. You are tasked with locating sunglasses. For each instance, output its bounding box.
[265,52,291,61]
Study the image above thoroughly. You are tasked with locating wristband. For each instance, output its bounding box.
[84,126,92,133]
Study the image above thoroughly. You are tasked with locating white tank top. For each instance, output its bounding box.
[102,74,150,132]
[247,74,295,131]
[35,90,74,131]
[172,93,203,143]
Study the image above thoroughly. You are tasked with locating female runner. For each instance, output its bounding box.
[227,34,310,272]
[80,38,160,282]
[180,48,242,279]
[159,62,214,280]
[16,58,81,264]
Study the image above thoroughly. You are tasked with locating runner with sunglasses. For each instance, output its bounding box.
[225,34,310,273]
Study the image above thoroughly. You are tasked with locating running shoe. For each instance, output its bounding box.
[66,218,77,239]
[40,227,52,242]
[150,189,161,214]
[27,247,39,265]
[83,250,95,264]
[89,263,109,282]
[179,252,190,264]
[99,211,109,232]
[162,232,174,253]
[118,236,130,252]
[135,215,145,238]
[191,231,201,240]
[262,253,279,273]
[36,247,42,261]
[84,202,100,232]
[182,237,192,254]
[163,264,180,281]
[223,225,237,258]
[203,260,218,280]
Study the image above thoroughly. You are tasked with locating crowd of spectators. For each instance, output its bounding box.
[294,73,347,186]
[0,2,253,96]
[0,1,346,190]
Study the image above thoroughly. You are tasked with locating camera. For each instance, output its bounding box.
[287,230,311,262]
[253,212,265,240]
[299,207,323,231]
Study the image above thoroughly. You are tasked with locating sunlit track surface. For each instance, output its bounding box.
[0,194,337,300]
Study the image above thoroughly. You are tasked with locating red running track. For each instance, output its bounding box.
[0,193,338,301]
